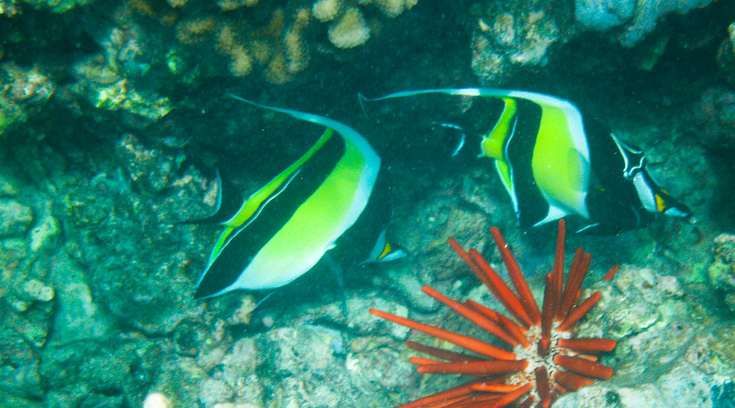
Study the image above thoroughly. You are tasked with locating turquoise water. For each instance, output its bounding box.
[1,1,735,407]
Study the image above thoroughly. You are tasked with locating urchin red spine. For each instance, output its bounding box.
[369,219,619,408]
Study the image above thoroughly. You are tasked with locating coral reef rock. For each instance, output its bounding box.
[471,0,565,85]
[575,0,636,31]
[0,64,56,138]
[326,5,371,49]
[575,0,716,46]
[61,133,213,334]
[707,233,735,312]
[717,22,735,89]
[692,87,735,150]
[19,0,93,13]
[571,265,735,408]
[313,0,419,49]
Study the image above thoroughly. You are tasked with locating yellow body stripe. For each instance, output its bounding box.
[531,105,588,215]
[481,98,516,160]
[223,129,334,228]
[243,137,368,286]
[208,129,334,264]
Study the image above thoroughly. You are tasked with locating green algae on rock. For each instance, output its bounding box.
[19,0,94,13]
[707,233,735,312]
[0,198,34,238]
[92,79,172,122]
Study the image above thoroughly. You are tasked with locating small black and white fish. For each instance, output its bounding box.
[191,96,404,299]
[362,88,693,234]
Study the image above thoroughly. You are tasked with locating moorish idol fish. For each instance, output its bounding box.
[191,95,404,299]
[361,88,693,234]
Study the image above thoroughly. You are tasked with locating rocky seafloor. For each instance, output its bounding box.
[2,0,735,407]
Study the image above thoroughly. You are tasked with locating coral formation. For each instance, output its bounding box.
[575,0,715,46]
[0,0,20,16]
[0,149,64,402]
[62,133,212,333]
[707,233,735,312]
[5,0,419,91]
[169,0,420,82]
[19,0,92,13]
[583,264,735,408]
[312,0,418,49]
[326,5,371,49]
[692,87,735,150]
[371,220,619,407]
[0,64,55,137]
[217,0,259,11]
[619,0,714,46]
[0,198,34,238]
[143,392,173,408]
[717,23,735,89]
[575,0,636,31]
[67,19,173,122]
[312,0,341,21]
[173,4,312,83]
[471,0,564,85]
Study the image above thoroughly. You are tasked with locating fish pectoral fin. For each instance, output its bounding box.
[428,122,471,158]
[321,252,348,316]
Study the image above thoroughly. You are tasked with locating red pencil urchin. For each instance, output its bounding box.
[370,219,619,408]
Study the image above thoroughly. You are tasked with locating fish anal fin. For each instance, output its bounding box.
[532,204,570,228]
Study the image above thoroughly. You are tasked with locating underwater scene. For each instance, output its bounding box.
[3,0,735,407]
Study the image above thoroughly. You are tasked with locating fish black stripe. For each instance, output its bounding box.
[583,116,654,233]
[195,133,347,298]
[504,98,547,228]
[218,168,302,252]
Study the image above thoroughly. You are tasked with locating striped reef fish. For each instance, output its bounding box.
[191,96,404,299]
[361,88,693,234]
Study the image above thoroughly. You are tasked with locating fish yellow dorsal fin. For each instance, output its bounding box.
[481,98,517,160]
